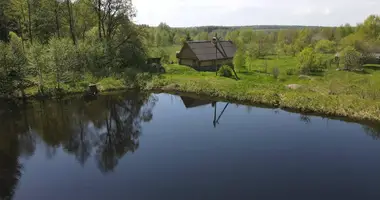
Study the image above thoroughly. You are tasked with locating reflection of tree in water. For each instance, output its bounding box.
[94,94,156,173]
[362,124,380,140]
[299,114,311,124]
[0,101,35,200]
[25,92,156,172]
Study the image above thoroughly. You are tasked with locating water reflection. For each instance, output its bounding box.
[0,92,156,199]
[0,101,31,200]
[1,93,380,199]
[180,96,231,127]
[363,124,380,140]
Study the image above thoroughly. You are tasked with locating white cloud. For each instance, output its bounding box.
[323,8,331,15]
[133,0,380,26]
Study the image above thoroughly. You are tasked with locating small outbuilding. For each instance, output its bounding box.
[176,40,237,71]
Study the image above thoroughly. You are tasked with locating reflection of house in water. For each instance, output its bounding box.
[180,95,229,127]
[180,96,213,109]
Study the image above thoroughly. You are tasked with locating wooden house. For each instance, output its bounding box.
[176,40,237,71]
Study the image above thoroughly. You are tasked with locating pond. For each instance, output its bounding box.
[1,92,380,200]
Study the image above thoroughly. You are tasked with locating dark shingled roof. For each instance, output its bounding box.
[186,40,237,61]
[180,96,212,108]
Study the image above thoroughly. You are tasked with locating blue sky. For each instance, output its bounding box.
[133,0,379,27]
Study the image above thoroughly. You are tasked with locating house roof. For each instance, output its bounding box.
[180,96,212,108]
[184,40,237,61]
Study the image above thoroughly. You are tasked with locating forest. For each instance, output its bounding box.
[1,0,380,121]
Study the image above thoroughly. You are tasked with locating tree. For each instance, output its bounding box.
[0,32,28,97]
[359,15,380,40]
[66,0,76,44]
[0,0,11,42]
[319,27,335,41]
[185,31,192,42]
[27,0,32,43]
[246,41,270,59]
[239,28,254,43]
[48,37,73,90]
[339,33,372,55]
[315,39,336,53]
[340,46,361,70]
[233,49,245,72]
[225,30,239,43]
[294,28,313,53]
[297,47,326,74]
[28,42,48,93]
[194,31,209,41]
[100,0,136,41]
[74,0,96,39]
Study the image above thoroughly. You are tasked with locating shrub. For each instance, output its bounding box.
[340,46,362,70]
[0,32,28,96]
[28,42,49,93]
[315,39,336,53]
[272,67,280,79]
[217,65,233,78]
[297,47,327,74]
[286,68,297,75]
[47,38,77,89]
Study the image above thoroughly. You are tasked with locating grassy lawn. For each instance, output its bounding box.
[147,56,380,121]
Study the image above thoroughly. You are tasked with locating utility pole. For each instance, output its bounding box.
[213,36,217,75]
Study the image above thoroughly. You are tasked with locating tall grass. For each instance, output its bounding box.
[147,58,380,121]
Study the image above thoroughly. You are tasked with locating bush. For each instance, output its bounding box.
[0,33,28,96]
[28,42,49,93]
[272,67,280,79]
[315,40,336,53]
[217,65,233,78]
[340,46,362,70]
[286,68,297,75]
[297,47,327,74]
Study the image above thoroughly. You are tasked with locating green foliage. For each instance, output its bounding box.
[28,41,49,92]
[47,37,76,89]
[239,29,254,43]
[0,32,28,96]
[194,32,209,41]
[246,40,270,59]
[233,49,245,72]
[340,46,362,70]
[217,65,233,78]
[315,40,336,53]
[272,67,280,79]
[150,47,169,64]
[359,15,380,40]
[286,68,297,75]
[297,48,327,74]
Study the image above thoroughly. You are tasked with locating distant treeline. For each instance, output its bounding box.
[0,0,380,98]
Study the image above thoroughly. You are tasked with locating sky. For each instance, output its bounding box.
[133,0,380,27]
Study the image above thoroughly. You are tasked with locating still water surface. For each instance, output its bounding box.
[1,92,380,200]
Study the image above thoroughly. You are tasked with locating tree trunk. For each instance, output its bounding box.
[27,0,32,44]
[54,1,61,38]
[38,64,44,94]
[82,22,87,40]
[66,0,76,45]
[97,0,102,40]
[18,18,25,51]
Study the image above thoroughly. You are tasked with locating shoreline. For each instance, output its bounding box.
[147,80,380,123]
[2,81,380,124]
